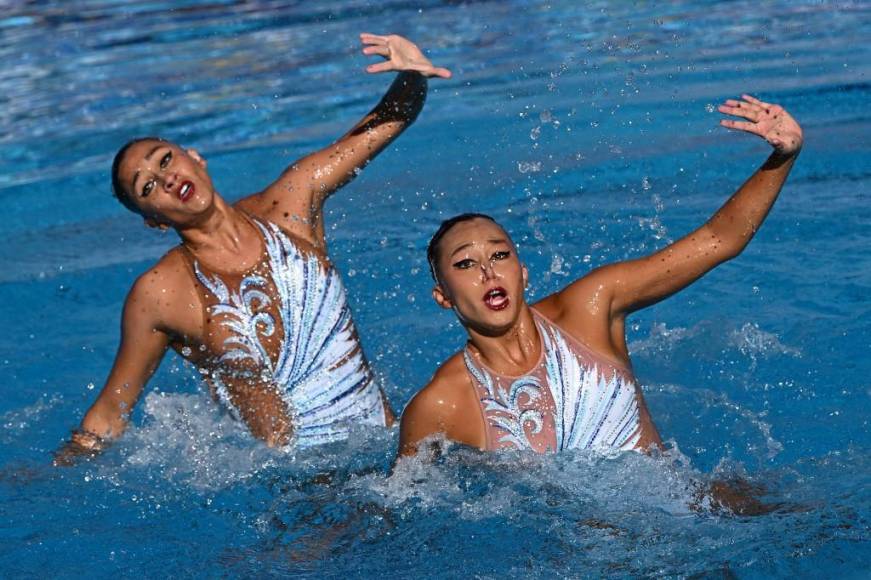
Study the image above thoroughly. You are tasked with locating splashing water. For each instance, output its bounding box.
[0,0,869,577]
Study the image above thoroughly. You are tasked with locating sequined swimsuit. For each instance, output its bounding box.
[180,213,385,447]
[463,309,642,452]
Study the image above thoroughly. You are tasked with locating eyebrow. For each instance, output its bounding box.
[131,144,166,194]
[449,238,510,259]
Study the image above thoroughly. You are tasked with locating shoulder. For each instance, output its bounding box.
[125,249,196,329]
[233,199,324,254]
[399,351,485,455]
[404,352,471,419]
[534,264,620,322]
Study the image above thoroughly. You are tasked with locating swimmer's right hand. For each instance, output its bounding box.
[52,429,107,467]
[360,33,452,79]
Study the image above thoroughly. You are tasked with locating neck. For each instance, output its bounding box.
[466,304,541,374]
[176,196,252,256]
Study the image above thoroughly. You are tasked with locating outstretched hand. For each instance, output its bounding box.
[360,33,452,79]
[718,95,803,156]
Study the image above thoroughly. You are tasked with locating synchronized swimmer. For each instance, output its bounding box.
[57,31,803,491]
[57,34,451,462]
[399,95,802,459]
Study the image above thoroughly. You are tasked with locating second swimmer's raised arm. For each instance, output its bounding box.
[557,95,802,322]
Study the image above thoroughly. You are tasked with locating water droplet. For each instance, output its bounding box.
[181,346,192,357]
[705,103,715,113]
[517,161,542,174]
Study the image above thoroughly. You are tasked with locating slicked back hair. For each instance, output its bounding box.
[427,212,498,281]
[111,136,166,215]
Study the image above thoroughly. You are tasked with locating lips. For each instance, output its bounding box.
[483,286,510,311]
[178,180,194,203]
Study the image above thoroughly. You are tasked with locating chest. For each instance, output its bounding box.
[466,333,641,453]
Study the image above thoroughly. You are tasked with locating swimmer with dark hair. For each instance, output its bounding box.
[56,34,452,463]
[400,95,802,461]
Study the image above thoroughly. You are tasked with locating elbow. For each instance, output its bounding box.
[702,225,746,263]
[719,242,744,262]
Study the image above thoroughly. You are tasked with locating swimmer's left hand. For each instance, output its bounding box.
[718,95,803,156]
[360,33,452,79]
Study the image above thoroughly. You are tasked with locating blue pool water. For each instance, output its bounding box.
[1,0,869,576]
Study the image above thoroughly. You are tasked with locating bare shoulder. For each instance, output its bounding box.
[404,353,470,417]
[535,264,619,324]
[126,248,201,336]
[234,196,323,254]
[399,352,485,455]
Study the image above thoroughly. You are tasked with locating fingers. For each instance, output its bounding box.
[430,66,452,79]
[717,103,760,122]
[362,45,390,58]
[366,61,395,74]
[719,119,762,135]
[360,32,389,45]
[741,94,771,108]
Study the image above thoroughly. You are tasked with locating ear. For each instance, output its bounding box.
[432,285,454,310]
[521,265,529,288]
[187,148,207,168]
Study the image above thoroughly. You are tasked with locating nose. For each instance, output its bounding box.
[162,173,177,192]
[480,261,496,280]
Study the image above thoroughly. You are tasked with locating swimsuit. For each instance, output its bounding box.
[463,309,642,452]
[181,214,385,446]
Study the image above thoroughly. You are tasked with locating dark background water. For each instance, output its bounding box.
[0,1,869,577]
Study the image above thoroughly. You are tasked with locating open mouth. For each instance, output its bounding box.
[483,287,510,311]
[178,181,194,202]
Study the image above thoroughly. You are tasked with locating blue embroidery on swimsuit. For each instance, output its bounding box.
[194,218,384,446]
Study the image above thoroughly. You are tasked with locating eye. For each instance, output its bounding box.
[492,250,510,261]
[160,151,172,169]
[142,180,154,197]
[452,258,475,270]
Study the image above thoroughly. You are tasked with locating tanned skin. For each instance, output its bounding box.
[400,95,803,461]
[57,34,452,462]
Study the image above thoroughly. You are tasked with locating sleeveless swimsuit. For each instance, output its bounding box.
[180,213,385,447]
[463,309,642,452]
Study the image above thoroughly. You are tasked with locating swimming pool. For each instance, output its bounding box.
[1,0,868,576]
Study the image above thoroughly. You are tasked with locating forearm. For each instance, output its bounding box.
[80,395,129,439]
[53,393,129,465]
[705,150,798,258]
[348,71,428,138]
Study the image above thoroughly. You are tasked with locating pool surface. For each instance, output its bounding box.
[1,1,869,577]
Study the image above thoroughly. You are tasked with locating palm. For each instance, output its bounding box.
[360,33,452,79]
[718,95,803,155]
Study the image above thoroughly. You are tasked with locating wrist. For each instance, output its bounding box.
[71,428,107,451]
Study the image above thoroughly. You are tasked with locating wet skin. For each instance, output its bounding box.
[58,34,453,461]
[400,95,803,460]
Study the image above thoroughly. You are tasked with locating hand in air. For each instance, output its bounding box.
[718,95,803,156]
[360,33,452,79]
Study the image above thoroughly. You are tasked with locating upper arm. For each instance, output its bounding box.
[398,386,449,457]
[246,73,427,242]
[606,223,732,314]
[559,222,732,320]
[81,277,170,438]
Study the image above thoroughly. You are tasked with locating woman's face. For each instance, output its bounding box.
[433,218,528,336]
[116,139,215,228]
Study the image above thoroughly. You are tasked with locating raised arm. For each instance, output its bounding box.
[54,278,169,465]
[559,95,802,321]
[249,33,451,244]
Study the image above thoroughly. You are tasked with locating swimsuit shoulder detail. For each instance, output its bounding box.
[182,214,385,447]
[462,309,641,453]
